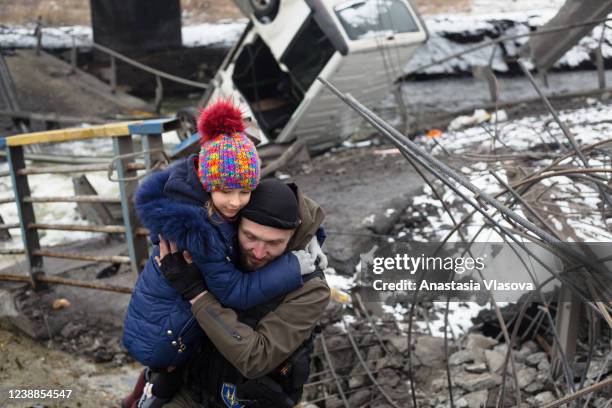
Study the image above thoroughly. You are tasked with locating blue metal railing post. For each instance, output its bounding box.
[113,135,148,274]
[6,144,44,283]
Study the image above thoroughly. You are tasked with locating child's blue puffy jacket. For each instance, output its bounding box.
[122,156,303,368]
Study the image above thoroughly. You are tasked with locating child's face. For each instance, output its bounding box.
[211,189,251,219]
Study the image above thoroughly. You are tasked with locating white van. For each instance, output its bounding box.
[177,0,428,154]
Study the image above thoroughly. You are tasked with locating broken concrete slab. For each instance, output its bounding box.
[465,362,487,374]
[348,389,371,406]
[525,351,547,367]
[532,391,555,406]
[466,333,498,350]
[461,389,489,407]
[385,334,409,354]
[484,349,506,374]
[517,367,538,390]
[415,335,449,367]
[449,349,474,366]
[454,372,501,392]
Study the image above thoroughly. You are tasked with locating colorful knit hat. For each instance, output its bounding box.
[197,99,260,192]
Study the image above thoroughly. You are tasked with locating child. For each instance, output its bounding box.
[122,100,313,407]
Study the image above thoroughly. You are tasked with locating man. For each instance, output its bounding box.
[155,179,330,407]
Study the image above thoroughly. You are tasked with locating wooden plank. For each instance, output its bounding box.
[72,175,118,226]
[7,145,43,278]
[5,122,137,146]
[0,215,10,241]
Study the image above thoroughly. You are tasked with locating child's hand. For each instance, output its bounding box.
[291,250,316,275]
[306,236,328,269]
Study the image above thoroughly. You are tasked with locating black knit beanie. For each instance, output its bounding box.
[241,179,300,229]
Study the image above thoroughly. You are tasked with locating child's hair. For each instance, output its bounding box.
[204,199,222,224]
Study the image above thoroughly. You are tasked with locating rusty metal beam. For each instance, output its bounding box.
[16,162,145,175]
[32,249,130,264]
[0,273,132,294]
[27,223,149,235]
[23,195,121,203]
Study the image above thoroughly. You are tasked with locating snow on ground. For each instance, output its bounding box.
[404,100,612,244]
[0,20,246,49]
[181,20,247,47]
[1,4,605,76]
[0,25,92,48]
[470,0,564,15]
[382,300,493,337]
[406,10,612,75]
[369,101,612,337]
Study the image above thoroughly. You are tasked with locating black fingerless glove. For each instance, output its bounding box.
[159,252,207,301]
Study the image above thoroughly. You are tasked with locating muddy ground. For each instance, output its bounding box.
[0,326,141,407]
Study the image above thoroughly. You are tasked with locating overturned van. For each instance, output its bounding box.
[183,0,428,153]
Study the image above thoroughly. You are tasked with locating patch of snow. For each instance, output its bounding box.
[182,21,246,47]
[342,139,373,149]
[409,100,612,244]
[406,8,612,76]
[448,109,491,131]
[413,302,486,337]
[325,268,355,292]
[0,21,247,49]
[275,172,291,180]
[361,214,376,225]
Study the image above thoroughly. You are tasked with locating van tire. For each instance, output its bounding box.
[176,107,199,141]
[250,0,279,22]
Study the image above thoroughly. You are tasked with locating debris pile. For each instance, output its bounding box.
[303,307,611,408]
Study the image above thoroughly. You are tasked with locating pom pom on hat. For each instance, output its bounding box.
[198,99,246,144]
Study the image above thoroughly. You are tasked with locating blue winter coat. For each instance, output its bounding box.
[122,156,303,368]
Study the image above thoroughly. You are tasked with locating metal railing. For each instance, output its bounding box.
[0,118,179,293]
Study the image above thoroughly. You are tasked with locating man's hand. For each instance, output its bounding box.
[306,236,328,269]
[156,235,207,301]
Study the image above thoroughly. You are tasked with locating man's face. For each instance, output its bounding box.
[238,218,294,270]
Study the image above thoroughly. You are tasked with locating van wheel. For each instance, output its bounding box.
[250,0,279,22]
[176,107,199,141]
